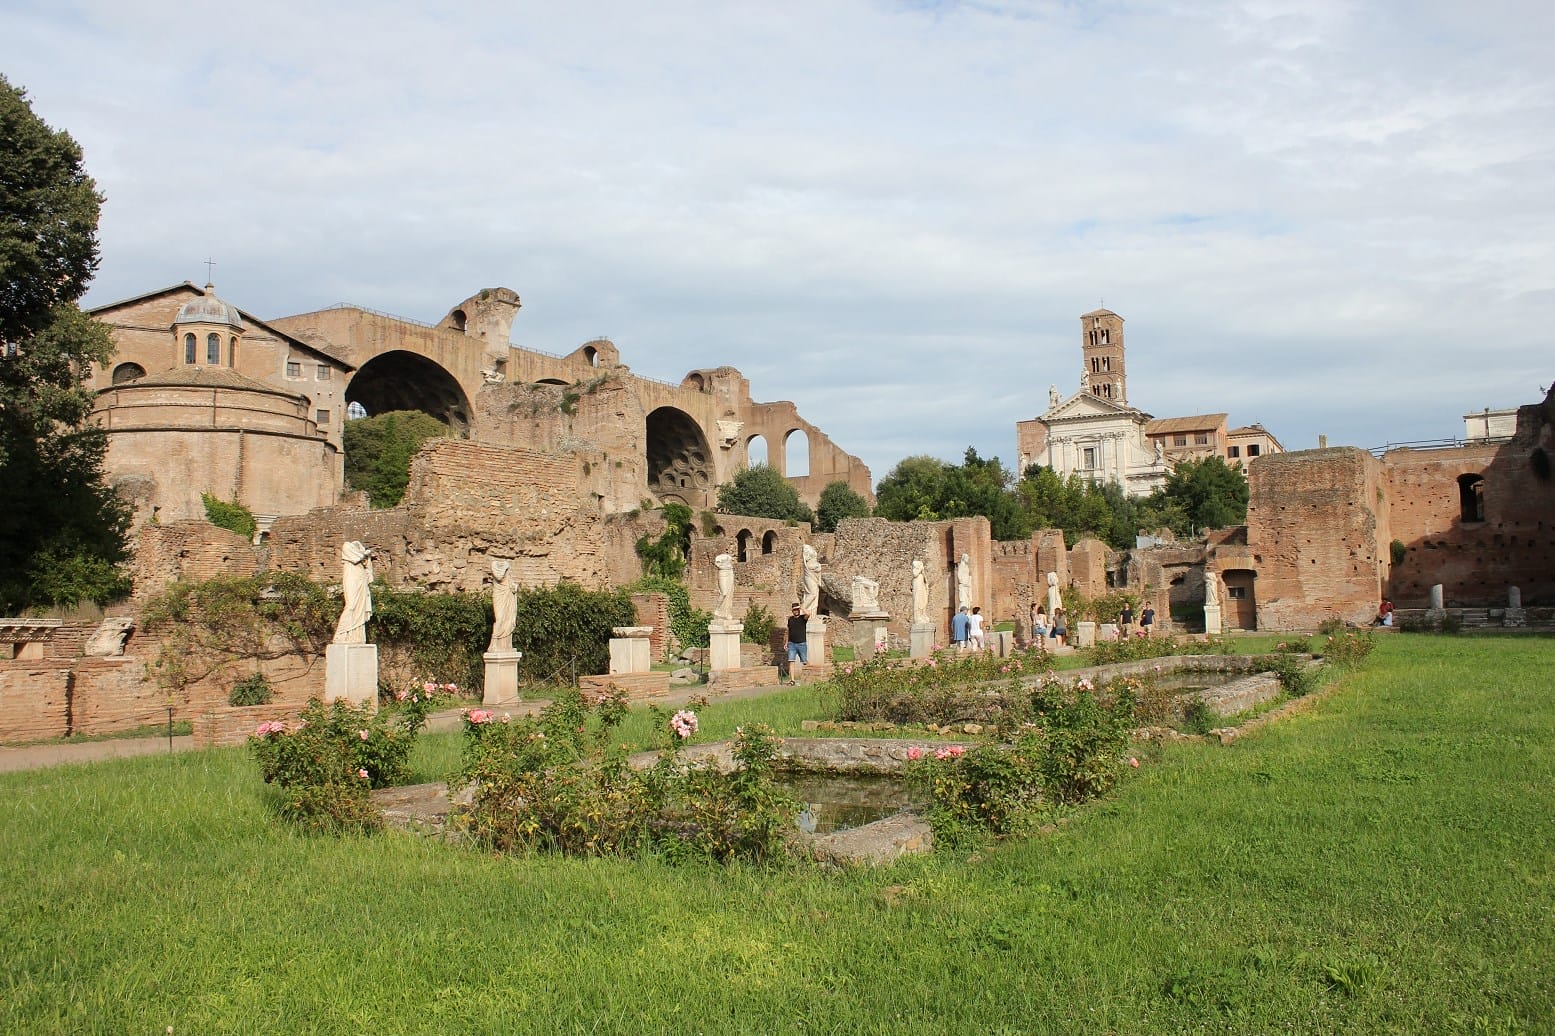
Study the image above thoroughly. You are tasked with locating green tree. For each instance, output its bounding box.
[0,77,131,612]
[874,455,952,523]
[876,449,1029,539]
[715,463,813,523]
[814,480,871,533]
[341,409,452,508]
[634,503,693,579]
[1159,456,1249,532]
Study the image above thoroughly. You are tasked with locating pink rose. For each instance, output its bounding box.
[357,768,369,779]
[1129,757,1140,768]
[948,745,966,757]
[358,729,369,741]
[423,681,436,693]
[907,746,923,761]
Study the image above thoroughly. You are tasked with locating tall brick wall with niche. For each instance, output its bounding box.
[1382,396,1555,605]
[990,539,1034,629]
[1069,538,1110,598]
[1246,448,1389,629]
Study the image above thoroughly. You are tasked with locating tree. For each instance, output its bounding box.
[341,410,453,508]
[875,449,1029,539]
[814,480,871,532]
[1159,456,1249,532]
[715,463,813,523]
[0,77,131,612]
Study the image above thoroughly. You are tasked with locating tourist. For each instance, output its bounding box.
[1032,605,1049,649]
[785,603,809,684]
[1373,598,1395,627]
[1118,602,1134,639]
[1140,604,1155,637]
[968,606,986,651]
[951,605,971,650]
[1050,608,1068,647]
[1028,600,1042,647]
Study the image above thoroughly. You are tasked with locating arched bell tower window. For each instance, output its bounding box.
[184,333,196,364]
[206,332,221,365]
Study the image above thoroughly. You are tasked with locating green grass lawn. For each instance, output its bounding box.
[1,635,1550,1033]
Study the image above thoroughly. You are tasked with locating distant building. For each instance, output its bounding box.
[1015,309,1282,496]
[1463,407,1518,444]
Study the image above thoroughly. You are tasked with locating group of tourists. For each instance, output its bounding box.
[1027,599,1156,648]
[949,605,989,650]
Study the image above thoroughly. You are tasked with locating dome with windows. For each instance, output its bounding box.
[173,283,243,329]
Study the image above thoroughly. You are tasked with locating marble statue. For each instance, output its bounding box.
[1154,439,1164,464]
[852,575,882,614]
[1046,571,1061,617]
[714,553,735,620]
[333,541,374,644]
[911,559,930,624]
[489,559,516,652]
[800,544,821,616]
[956,552,972,611]
[1204,568,1220,608]
[1048,384,1060,410]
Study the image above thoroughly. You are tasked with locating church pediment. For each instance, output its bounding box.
[1045,391,1148,423]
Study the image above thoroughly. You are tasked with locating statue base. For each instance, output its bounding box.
[804,617,827,667]
[1203,604,1223,636]
[609,627,654,674]
[483,650,522,706]
[909,622,936,658]
[1074,621,1097,648]
[708,622,744,671]
[851,613,890,660]
[325,643,378,710]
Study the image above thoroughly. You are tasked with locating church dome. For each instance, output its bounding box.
[174,283,243,329]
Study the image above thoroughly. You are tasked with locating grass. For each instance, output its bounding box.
[2,635,1551,1033]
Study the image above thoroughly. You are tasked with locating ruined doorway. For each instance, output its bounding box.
[1221,569,1257,630]
[646,406,713,503]
[345,350,472,436]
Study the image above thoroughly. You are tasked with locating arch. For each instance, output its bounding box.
[206,332,221,365]
[645,406,713,500]
[746,434,768,468]
[449,309,467,332]
[684,372,706,392]
[345,349,473,435]
[737,529,753,562]
[784,428,810,477]
[761,531,777,555]
[535,377,569,386]
[1458,473,1485,523]
[183,333,196,364]
[111,362,146,385]
[582,345,599,367]
[228,335,237,367]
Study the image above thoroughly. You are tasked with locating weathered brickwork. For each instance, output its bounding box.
[0,664,71,741]
[1246,448,1389,629]
[131,521,263,601]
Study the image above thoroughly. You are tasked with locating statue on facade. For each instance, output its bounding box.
[800,544,821,616]
[333,541,374,644]
[911,559,930,624]
[714,553,736,621]
[1048,384,1061,410]
[1046,570,1061,617]
[488,559,517,652]
[1154,439,1164,464]
[956,553,972,611]
[852,575,882,614]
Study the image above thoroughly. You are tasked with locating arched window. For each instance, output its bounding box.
[784,428,809,477]
[761,531,777,555]
[229,335,237,367]
[736,529,753,562]
[184,333,196,364]
[111,362,145,384]
[206,332,221,365]
[746,434,768,468]
[1458,473,1485,523]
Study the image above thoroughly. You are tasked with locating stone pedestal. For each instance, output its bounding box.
[805,616,828,666]
[609,626,654,674]
[1075,621,1097,648]
[1203,605,1223,636]
[325,643,378,709]
[482,650,522,706]
[909,621,936,659]
[851,613,889,660]
[708,621,744,671]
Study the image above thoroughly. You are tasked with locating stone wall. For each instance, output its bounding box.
[130,521,264,601]
[828,518,956,637]
[0,663,70,741]
[1069,537,1109,597]
[1246,448,1388,629]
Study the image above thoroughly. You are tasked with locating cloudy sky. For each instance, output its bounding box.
[6,0,1552,482]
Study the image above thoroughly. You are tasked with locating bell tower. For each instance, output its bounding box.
[1080,308,1126,404]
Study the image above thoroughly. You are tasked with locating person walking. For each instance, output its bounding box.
[1140,604,1155,638]
[951,605,970,650]
[1050,607,1068,648]
[1118,602,1134,639]
[968,606,986,651]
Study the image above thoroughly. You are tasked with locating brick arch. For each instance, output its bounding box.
[645,406,714,500]
[345,350,473,435]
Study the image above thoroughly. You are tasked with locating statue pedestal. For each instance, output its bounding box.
[609,626,654,674]
[325,643,378,709]
[482,650,522,706]
[805,617,828,666]
[1075,621,1097,648]
[1203,604,1223,636]
[851,612,890,660]
[708,621,744,671]
[909,621,936,658]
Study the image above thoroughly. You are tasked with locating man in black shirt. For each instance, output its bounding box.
[785,603,809,685]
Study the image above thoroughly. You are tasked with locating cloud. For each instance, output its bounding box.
[4,0,1552,481]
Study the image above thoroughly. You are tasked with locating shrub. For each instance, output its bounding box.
[457,691,795,863]
[1322,628,1375,668]
[633,503,693,579]
[1317,617,1348,637]
[369,586,489,696]
[201,493,257,540]
[830,649,1053,726]
[227,673,273,707]
[625,576,709,652]
[1263,653,1317,697]
[1180,698,1216,735]
[1390,539,1407,567]
[511,582,637,685]
[742,602,776,646]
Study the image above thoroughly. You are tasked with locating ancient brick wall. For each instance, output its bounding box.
[1069,538,1110,597]
[990,539,1035,631]
[827,518,956,638]
[690,516,809,621]
[1246,448,1387,629]
[130,521,264,601]
[0,663,71,740]
[69,657,165,736]
[630,593,672,660]
[1382,402,1555,605]
[191,703,302,748]
[1034,529,1070,591]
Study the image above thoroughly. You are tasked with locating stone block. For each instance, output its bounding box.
[325,643,378,709]
[909,622,936,658]
[608,630,653,674]
[483,650,521,706]
[709,625,743,671]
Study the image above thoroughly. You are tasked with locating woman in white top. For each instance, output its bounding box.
[968,606,986,650]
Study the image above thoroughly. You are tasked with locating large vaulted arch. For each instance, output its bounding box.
[346,350,472,435]
[645,406,713,502]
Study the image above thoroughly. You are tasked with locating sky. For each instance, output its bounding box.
[5,0,1553,484]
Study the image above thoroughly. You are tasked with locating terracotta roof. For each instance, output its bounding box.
[1144,414,1228,436]
[1080,307,1119,319]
